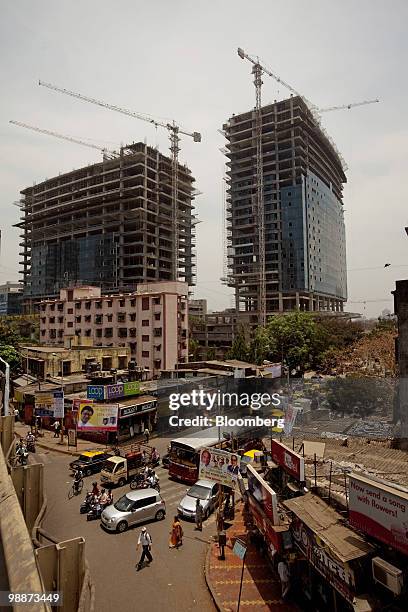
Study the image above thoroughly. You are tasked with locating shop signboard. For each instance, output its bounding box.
[35,388,64,418]
[77,401,118,431]
[87,385,105,401]
[123,381,141,396]
[199,447,240,487]
[247,463,280,525]
[271,440,305,481]
[349,473,408,556]
[119,401,156,418]
[291,516,355,604]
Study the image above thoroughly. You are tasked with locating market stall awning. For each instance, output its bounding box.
[284,493,374,562]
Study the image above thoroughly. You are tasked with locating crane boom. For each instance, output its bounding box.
[38,80,201,140]
[9,120,116,157]
[319,98,380,113]
[39,79,201,280]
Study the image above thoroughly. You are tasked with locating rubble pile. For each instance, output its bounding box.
[326,328,396,376]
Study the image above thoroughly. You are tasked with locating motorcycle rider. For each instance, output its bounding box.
[151,447,159,464]
[26,431,36,451]
[91,482,100,497]
[73,468,83,492]
[147,471,159,490]
[99,488,109,507]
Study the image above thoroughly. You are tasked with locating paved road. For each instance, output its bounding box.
[35,450,216,612]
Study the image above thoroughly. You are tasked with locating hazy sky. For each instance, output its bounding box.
[1,0,407,318]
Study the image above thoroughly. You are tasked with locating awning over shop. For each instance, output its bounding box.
[284,493,374,562]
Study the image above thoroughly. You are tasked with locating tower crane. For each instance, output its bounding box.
[38,80,201,280]
[10,120,117,158]
[237,47,380,326]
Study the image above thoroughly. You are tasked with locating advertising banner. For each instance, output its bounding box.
[284,405,299,435]
[271,440,305,481]
[199,447,240,487]
[87,385,105,401]
[291,516,356,603]
[77,401,118,431]
[35,389,64,418]
[349,473,408,555]
[247,463,280,525]
[87,381,141,401]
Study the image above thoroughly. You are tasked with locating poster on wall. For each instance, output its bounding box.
[35,388,64,418]
[77,401,118,431]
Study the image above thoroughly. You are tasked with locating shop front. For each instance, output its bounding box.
[117,395,157,442]
[284,493,375,612]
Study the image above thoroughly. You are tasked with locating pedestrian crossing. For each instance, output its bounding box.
[154,465,218,530]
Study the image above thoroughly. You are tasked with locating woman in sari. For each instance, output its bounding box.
[169,516,183,548]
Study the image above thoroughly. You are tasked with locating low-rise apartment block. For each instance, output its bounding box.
[39,281,188,377]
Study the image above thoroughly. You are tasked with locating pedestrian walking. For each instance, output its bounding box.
[53,420,61,438]
[169,516,183,548]
[277,557,290,601]
[195,499,203,531]
[144,426,150,443]
[136,527,153,570]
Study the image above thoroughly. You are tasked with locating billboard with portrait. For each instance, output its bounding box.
[77,401,118,431]
[199,447,240,487]
[247,463,280,525]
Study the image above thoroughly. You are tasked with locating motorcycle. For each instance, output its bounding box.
[87,502,103,521]
[130,476,160,492]
[80,492,95,514]
[87,498,111,521]
[16,447,28,466]
[26,439,36,453]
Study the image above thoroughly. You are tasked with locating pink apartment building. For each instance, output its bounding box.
[39,281,189,377]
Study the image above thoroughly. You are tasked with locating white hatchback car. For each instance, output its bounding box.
[101,488,165,533]
[177,479,220,520]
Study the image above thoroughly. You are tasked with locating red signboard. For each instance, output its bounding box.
[248,494,282,552]
[349,474,408,556]
[271,440,305,481]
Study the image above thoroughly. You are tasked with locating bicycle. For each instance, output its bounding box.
[68,478,84,499]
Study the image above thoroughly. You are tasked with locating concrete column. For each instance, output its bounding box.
[295,292,300,309]
[309,294,314,311]
[279,292,283,312]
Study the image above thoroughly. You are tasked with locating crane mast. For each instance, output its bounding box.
[238,50,267,326]
[38,80,201,281]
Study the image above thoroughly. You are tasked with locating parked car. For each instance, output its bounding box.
[69,450,112,477]
[177,479,219,521]
[101,488,166,533]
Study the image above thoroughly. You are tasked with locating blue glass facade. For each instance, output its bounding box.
[29,234,118,296]
[281,171,347,300]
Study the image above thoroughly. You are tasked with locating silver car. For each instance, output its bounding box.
[177,479,219,520]
[101,488,165,533]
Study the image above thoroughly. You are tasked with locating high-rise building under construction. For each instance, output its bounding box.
[16,143,197,310]
[223,95,347,318]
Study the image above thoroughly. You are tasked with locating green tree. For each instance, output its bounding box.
[189,338,200,361]
[263,311,328,374]
[0,345,21,373]
[206,347,217,360]
[325,375,392,418]
[226,327,249,362]
[248,326,270,365]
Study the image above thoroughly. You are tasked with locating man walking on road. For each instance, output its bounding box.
[195,499,203,531]
[277,557,290,601]
[137,527,153,570]
[144,426,150,443]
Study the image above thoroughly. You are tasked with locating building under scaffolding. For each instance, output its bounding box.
[223,95,347,318]
[15,143,198,311]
